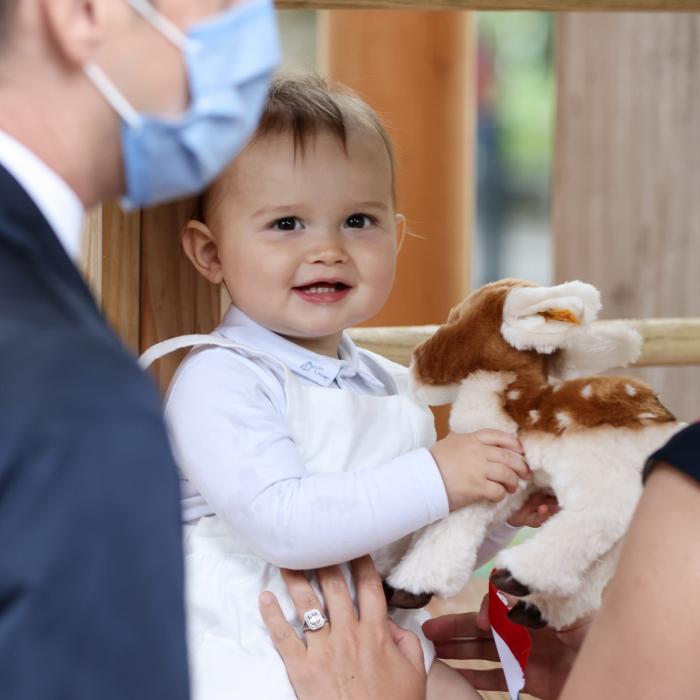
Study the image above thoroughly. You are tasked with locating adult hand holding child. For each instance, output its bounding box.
[260,556,427,700]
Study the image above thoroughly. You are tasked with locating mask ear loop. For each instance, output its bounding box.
[126,0,202,53]
[84,0,204,127]
[84,63,143,128]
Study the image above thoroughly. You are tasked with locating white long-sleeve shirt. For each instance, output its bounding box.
[164,306,517,570]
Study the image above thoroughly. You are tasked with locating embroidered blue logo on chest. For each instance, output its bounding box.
[300,361,331,382]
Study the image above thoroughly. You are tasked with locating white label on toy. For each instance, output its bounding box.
[491,627,526,700]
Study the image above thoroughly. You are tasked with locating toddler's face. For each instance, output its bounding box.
[212,128,400,355]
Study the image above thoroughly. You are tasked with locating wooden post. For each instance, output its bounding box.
[320,10,474,327]
[139,198,221,391]
[82,202,141,353]
[553,12,700,420]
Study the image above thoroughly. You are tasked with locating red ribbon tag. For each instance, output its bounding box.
[489,573,532,699]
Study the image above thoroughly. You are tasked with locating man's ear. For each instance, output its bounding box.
[181,219,224,285]
[395,213,407,252]
[40,0,106,67]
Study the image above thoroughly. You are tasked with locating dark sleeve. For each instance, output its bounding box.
[0,333,190,699]
[643,422,700,484]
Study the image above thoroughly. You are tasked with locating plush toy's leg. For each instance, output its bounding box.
[490,569,532,597]
[386,505,494,600]
[495,428,646,598]
[525,542,620,630]
[507,601,546,629]
[382,580,433,609]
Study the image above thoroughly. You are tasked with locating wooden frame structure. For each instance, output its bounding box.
[349,319,700,368]
[279,1,699,8]
[83,0,700,404]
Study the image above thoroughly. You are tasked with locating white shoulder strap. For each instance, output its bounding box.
[139,334,290,380]
[139,334,243,369]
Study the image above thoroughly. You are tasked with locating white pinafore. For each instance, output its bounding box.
[141,334,438,700]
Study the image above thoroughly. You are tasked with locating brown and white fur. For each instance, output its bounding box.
[385,279,684,630]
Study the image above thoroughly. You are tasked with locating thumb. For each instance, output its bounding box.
[387,619,425,673]
[476,593,490,631]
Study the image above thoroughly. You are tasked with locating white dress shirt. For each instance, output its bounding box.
[165,306,517,569]
[0,129,84,261]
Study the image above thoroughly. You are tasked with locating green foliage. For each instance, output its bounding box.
[478,12,555,185]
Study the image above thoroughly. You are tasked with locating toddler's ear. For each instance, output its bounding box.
[181,219,224,285]
[395,213,407,252]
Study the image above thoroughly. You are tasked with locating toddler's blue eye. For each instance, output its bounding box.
[345,214,374,229]
[273,217,303,231]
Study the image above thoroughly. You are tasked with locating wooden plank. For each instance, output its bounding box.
[140,197,221,391]
[82,205,103,303]
[101,203,141,353]
[553,12,700,420]
[348,319,700,368]
[81,203,141,353]
[280,0,700,11]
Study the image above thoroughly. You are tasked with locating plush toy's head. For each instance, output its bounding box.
[411,279,642,406]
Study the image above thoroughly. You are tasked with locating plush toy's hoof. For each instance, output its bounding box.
[490,569,531,597]
[507,601,547,629]
[382,581,433,609]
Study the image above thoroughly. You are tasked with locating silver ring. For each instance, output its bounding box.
[302,608,328,632]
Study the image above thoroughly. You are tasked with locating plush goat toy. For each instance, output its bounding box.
[385,279,683,630]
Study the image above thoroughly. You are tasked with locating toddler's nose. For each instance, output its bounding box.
[306,231,348,265]
[309,248,348,265]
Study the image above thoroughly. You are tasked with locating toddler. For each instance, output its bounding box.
[145,75,530,699]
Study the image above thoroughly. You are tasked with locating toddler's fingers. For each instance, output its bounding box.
[259,591,306,662]
[486,461,520,493]
[474,429,523,454]
[486,446,530,479]
[482,480,507,502]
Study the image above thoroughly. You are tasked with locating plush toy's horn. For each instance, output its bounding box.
[501,281,601,354]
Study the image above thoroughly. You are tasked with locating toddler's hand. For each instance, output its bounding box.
[429,430,530,511]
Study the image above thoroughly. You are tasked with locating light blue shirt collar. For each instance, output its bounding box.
[215,305,386,392]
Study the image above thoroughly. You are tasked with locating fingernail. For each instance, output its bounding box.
[260,591,275,606]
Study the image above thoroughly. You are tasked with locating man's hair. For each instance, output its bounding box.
[0,0,16,45]
[203,74,395,226]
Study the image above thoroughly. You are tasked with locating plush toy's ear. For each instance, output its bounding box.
[549,322,642,379]
[501,281,601,354]
[408,365,459,406]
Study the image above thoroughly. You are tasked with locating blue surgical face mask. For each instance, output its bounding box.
[85,0,279,209]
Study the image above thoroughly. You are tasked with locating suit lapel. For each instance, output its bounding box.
[0,164,106,333]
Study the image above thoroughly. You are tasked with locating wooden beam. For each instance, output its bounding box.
[347,319,700,367]
[280,0,700,11]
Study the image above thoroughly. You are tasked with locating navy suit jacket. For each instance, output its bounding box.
[0,166,190,698]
